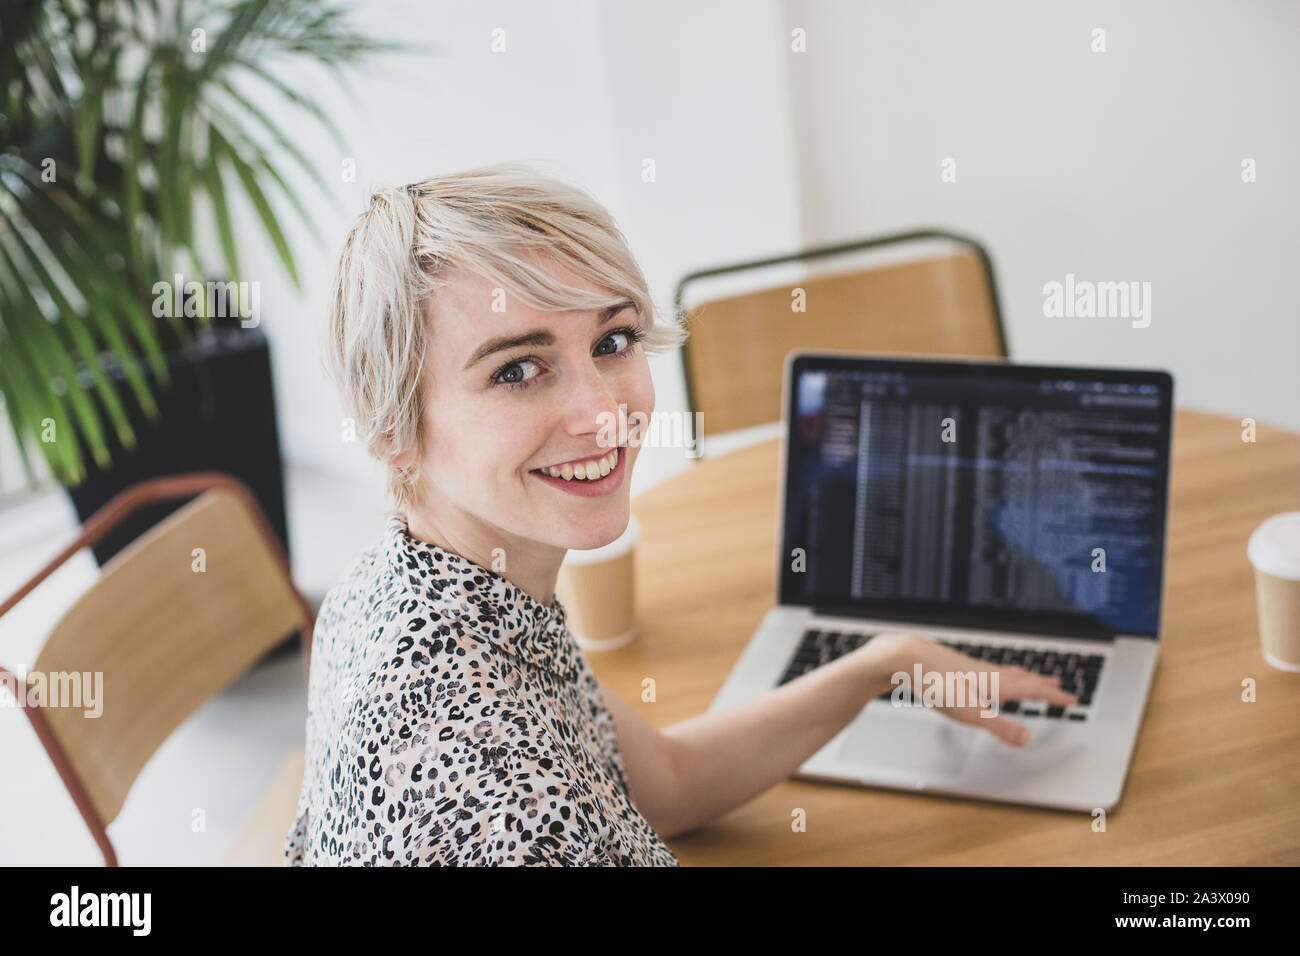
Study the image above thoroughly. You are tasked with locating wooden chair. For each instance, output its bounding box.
[0,473,315,866]
[675,229,1008,443]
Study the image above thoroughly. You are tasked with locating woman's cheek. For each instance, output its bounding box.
[631,360,655,419]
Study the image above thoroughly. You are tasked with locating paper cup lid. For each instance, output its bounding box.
[562,513,640,566]
[1247,512,1300,580]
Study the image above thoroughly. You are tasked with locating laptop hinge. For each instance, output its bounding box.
[809,605,1120,641]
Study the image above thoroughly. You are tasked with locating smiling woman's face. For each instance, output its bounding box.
[406,257,655,557]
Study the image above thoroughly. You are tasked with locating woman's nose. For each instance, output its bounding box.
[560,360,622,440]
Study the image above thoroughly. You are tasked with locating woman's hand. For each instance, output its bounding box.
[878,633,1080,747]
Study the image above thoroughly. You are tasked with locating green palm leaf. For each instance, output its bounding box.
[0,0,390,488]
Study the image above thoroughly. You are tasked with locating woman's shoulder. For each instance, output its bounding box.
[318,515,434,623]
[341,654,608,865]
[309,517,476,699]
[317,524,389,612]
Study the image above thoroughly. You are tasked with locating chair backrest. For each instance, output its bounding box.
[676,231,1006,439]
[26,483,309,839]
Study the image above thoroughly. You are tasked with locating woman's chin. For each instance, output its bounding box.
[558,510,630,552]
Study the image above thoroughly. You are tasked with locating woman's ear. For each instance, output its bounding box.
[378,431,416,469]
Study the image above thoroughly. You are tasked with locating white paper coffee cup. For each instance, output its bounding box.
[556,514,641,651]
[1247,512,1300,672]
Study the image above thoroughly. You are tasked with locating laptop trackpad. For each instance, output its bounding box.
[837,707,973,776]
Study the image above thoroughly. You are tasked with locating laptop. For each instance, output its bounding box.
[708,350,1174,812]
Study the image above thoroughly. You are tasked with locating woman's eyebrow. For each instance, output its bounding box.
[462,300,637,370]
[464,330,553,370]
[601,300,637,321]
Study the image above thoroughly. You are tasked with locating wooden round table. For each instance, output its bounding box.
[586,409,1300,865]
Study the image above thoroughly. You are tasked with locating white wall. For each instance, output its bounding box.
[230,0,804,500]
[591,1,805,488]
[232,0,629,498]
[783,0,1299,431]
[6,0,1293,509]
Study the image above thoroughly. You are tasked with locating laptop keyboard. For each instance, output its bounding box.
[777,628,1104,720]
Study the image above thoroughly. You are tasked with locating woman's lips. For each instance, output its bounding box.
[530,445,626,497]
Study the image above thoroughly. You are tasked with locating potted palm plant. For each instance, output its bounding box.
[0,0,384,563]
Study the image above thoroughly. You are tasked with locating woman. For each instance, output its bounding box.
[285,163,1077,866]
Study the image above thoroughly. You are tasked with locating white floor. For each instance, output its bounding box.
[0,464,391,866]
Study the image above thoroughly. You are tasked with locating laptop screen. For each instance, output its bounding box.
[780,354,1174,639]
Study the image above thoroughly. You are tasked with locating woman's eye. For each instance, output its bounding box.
[595,331,631,356]
[494,358,541,386]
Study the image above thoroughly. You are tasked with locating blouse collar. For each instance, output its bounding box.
[385,514,581,681]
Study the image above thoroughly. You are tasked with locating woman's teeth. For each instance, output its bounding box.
[543,447,618,481]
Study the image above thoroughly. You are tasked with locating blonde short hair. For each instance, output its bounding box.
[325,163,685,512]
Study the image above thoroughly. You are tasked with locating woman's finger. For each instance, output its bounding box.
[976,714,1032,747]
[998,670,1080,707]
[921,648,1081,709]
[1027,674,1081,706]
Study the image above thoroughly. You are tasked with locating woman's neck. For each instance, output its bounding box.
[403,501,565,606]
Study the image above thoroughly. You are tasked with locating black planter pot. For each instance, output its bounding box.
[65,317,298,655]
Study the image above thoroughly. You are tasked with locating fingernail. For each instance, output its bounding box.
[1016,728,1030,745]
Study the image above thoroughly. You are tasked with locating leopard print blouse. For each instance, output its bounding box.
[284,513,679,866]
